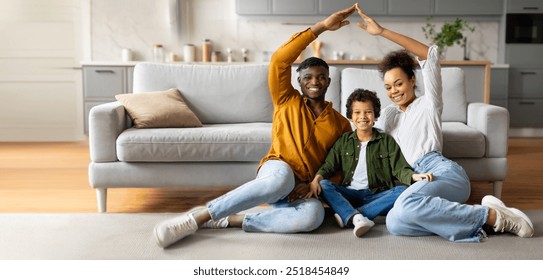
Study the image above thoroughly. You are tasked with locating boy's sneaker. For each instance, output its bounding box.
[482,195,534,238]
[333,213,345,228]
[154,212,198,248]
[352,214,375,237]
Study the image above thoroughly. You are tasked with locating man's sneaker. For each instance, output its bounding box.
[482,195,534,238]
[201,217,229,229]
[352,214,375,237]
[154,213,198,248]
[333,213,345,228]
[187,206,229,229]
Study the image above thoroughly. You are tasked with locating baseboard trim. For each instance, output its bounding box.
[509,128,543,138]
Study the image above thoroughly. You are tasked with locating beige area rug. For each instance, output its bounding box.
[1,209,542,260]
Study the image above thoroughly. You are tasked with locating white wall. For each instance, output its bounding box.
[0,0,84,142]
[90,0,500,63]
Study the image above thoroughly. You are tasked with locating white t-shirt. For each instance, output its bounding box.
[349,141,369,190]
[374,45,443,167]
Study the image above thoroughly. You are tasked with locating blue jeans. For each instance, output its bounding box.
[206,160,325,233]
[385,152,489,242]
[320,179,407,226]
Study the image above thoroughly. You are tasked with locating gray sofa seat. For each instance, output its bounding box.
[442,122,485,158]
[117,123,272,162]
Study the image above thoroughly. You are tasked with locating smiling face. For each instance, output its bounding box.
[297,65,330,101]
[383,67,417,111]
[350,100,376,133]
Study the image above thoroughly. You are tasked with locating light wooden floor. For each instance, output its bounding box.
[0,138,542,213]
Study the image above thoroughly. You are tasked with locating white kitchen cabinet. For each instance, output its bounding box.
[82,65,134,133]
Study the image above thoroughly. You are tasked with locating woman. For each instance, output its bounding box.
[354,4,533,242]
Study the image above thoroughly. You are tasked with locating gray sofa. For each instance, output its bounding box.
[88,62,509,212]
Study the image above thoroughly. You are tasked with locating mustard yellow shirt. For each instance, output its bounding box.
[260,28,352,182]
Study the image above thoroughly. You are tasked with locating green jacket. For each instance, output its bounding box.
[316,128,414,193]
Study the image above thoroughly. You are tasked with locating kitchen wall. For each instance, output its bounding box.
[89,0,501,63]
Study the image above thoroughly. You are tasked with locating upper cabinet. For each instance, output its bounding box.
[236,0,505,16]
[435,0,504,15]
[388,0,433,16]
[319,0,387,15]
[507,0,543,13]
[236,0,271,15]
[273,0,317,15]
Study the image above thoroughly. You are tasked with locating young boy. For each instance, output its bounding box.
[307,89,433,237]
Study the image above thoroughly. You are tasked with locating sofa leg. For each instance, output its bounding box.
[96,188,107,213]
[492,181,503,199]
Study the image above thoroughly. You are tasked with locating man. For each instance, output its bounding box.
[154,5,355,248]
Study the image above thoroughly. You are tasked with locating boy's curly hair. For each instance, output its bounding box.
[346,89,381,119]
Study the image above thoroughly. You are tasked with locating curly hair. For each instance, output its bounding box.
[296,56,329,72]
[378,50,417,84]
[346,89,381,119]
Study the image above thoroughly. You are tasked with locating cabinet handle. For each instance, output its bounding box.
[519,102,536,105]
[520,72,537,75]
[95,70,115,73]
[522,7,540,10]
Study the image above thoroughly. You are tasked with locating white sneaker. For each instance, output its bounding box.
[188,206,229,229]
[482,195,534,238]
[352,214,375,237]
[154,213,198,248]
[201,217,229,229]
[333,213,345,228]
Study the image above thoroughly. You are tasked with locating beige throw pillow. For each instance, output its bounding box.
[115,88,202,128]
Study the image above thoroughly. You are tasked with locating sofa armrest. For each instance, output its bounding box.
[89,101,128,162]
[467,103,509,158]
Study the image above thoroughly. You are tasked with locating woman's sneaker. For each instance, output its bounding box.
[352,214,375,237]
[482,195,534,238]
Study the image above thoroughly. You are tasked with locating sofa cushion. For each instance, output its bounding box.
[115,88,202,128]
[340,67,467,123]
[442,122,485,158]
[116,123,272,162]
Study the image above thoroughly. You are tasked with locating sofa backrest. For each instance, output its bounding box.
[340,67,467,123]
[132,63,341,124]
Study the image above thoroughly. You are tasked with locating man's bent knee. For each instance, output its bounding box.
[295,198,325,232]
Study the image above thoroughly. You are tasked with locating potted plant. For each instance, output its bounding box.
[422,16,475,59]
